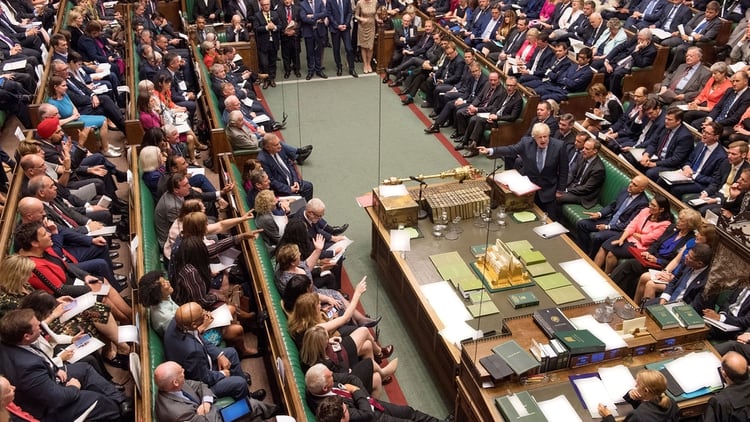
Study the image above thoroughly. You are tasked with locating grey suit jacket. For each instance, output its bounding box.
[225,125,259,150]
[661,64,712,103]
[156,380,222,422]
[155,192,184,247]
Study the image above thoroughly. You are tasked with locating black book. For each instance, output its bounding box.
[479,354,514,382]
[533,307,575,339]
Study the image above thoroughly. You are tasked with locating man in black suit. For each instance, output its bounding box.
[619,98,665,156]
[719,168,750,221]
[600,28,657,97]
[478,123,569,219]
[638,107,695,181]
[409,41,465,108]
[226,14,251,42]
[425,60,486,132]
[662,1,722,73]
[515,32,554,82]
[625,0,665,29]
[703,277,750,340]
[519,40,570,86]
[306,364,447,422]
[658,121,727,198]
[556,138,605,208]
[461,76,523,157]
[452,71,504,142]
[253,0,281,88]
[688,141,750,215]
[386,12,419,69]
[279,0,302,78]
[557,113,577,149]
[656,243,712,309]
[602,86,649,150]
[225,0,253,22]
[299,0,328,80]
[193,0,221,22]
[327,0,356,77]
[697,71,750,143]
[526,100,560,136]
[492,17,528,63]
[258,133,314,200]
[575,175,650,257]
[0,309,123,421]
[652,0,693,36]
[701,352,750,420]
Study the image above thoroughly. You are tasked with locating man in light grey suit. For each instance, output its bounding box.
[655,46,712,105]
[225,110,260,150]
[478,123,569,220]
[154,173,190,247]
[155,361,276,422]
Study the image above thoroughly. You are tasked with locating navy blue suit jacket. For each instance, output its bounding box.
[163,319,227,387]
[326,0,353,31]
[298,0,327,38]
[662,267,709,307]
[258,148,302,196]
[683,144,728,186]
[645,124,695,169]
[489,137,569,202]
[599,190,650,231]
[552,64,593,93]
[708,88,750,128]
[654,4,693,32]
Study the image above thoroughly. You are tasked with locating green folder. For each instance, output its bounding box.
[457,277,483,292]
[545,285,585,305]
[468,301,500,317]
[518,249,546,265]
[505,240,534,255]
[468,289,492,304]
[494,392,547,422]
[526,262,556,277]
[429,251,477,286]
[534,272,572,290]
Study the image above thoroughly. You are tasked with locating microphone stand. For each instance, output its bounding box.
[412,177,429,220]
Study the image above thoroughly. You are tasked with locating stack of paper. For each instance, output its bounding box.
[664,352,723,394]
[537,395,582,422]
[494,170,542,196]
[559,259,619,302]
[597,365,636,404]
[420,281,472,324]
[570,315,628,351]
[571,376,619,419]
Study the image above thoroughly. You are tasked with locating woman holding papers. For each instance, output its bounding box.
[595,195,672,274]
[598,369,678,421]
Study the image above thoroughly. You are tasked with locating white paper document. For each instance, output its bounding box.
[573,376,619,419]
[253,114,271,124]
[533,221,570,238]
[537,395,582,422]
[665,352,722,393]
[64,336,106,363]
[118,325,139,343]
[659,170,693,185]
[3,59,26,71]
[494,169,541,196]
[210,262,235,273]
[559,259,619,301]
[378,184,409,197]
[420,281,473,324]
[327,237,354,264]
[729,62,747,74]
[87,226,117,236]
[60,293,97,323]
[206,304,234,329]
[703,317,741,332]
[598,365,636,403]
[651,28,672,39]
[628,148,646,162]
[218,247,241,267]
[570,315,628,351]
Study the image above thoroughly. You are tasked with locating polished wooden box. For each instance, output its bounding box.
[487,176,535,211]
[372,187,419,229]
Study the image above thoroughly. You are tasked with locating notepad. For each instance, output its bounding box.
[534,273,572,290]
[467,301,500,317]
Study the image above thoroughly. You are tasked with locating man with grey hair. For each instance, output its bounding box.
[656,46,711,105]
[305,364,447,422]
[478,123,568,219]
[226,110,260,150]
[598,28,657,97]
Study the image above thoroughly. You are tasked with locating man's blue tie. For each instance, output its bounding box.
[669,269,693,302]
[691,145,707,172]
[609,195,633,227]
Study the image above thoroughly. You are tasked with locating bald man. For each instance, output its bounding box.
[162,303,266,402]
[703,351,750,421]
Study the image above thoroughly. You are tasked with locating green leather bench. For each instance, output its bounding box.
[561,157,627,229]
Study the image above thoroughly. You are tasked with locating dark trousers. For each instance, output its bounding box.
[575,218,619,258]
[434,101,468,126]
[281,35,301,73]
[258,44,279,79]
[209,347,250,400]
[304,35,324,72]
[330,28,354,70]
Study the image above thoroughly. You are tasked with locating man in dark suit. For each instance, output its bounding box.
[327,0,356,77]
[426,59,486,132]
[701,352,750,420]
[478,123,569,219]
[460,76,524,157]
[226,14,251,42]
[526,47,594,103]
[452,72,504,142]
[0,309,123,421]
[703,276,750,340]
[720,168,750,221]
[378,0,404,16]
[603,87,649,150]
[659,121,727,197]
[519,39,568,86]
[657,47,712,105]
[225,0,253,22]
[688,141,750,215]
[625,0,665,29]
[696,71,750,142]
[637,106,694,180]
[155,361,276,422]
[163,303,267,400]
[492,17,528,63]
[662,1,722,73]
[386,12,420,69]
[619,98,665,156]
[254,0,281,88]
[466,5,503,50]
[258,133,314,200]
[575,175,650,257]
[279,0,302,78]
[411,41,465,108]
[655,244,712,309]
[600,28,657,97]
[306,364,447,422]
[299,0,328,79]
[193,0,221,22]
[527,100,560,136]
[652,0,693,35]
[460,0,490,40]
[557,138,605,208]
[557,113,578,150]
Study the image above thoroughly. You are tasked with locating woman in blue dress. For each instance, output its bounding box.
[46,75,120,157]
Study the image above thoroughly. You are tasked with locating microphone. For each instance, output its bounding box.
[487,165,504,178]
[409,176,426,185]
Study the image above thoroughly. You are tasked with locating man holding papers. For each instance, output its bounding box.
[703,278,750,340]
[686,141,750,216]
[478,122,568,220]
[702,352,750,421]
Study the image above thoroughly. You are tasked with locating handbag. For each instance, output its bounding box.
[627,246,662,269]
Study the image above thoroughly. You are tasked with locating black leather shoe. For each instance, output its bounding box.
[109,251,119,259]
[454,144,465,151]
[113,262,124,270]
[441,120,452,127]
[316,71,328,79]
[401,96,413,105]
[270,79,276,87]
[298,144,314,154]
[421,102,433,109]
[361,315,382,328]
[349,68,358,78]
[424,125,440,134]
[306,73,313,80]
[271,122,284,131]
[450,132,463,140]
[382,76,389,83]
[295,71,302,77]
[109,241,121,250]
[262,79,270,89]
[297,148,312,165]
[336,67,343,76]
[251,389,267,401]
[119,399,134,417]
[428,111,438,118]
[284,71,290,79]
[329,223,349,235]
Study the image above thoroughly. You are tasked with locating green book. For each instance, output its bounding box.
[467,301,500,317]
[534,272,572,291]
[470,244,489,257]
[456,277,483,292]
[494,392,546,422]
[492,340,541,375]
[554,329,606,354]
[512,211,538,223]
[646,304,681,329]
[518,249,546,265]
[508,291,540,309]
[672,304,705,329]
[526,262,556,277]
[468,289,492,304]
[545,285,585,305]
[505,240,534,255]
